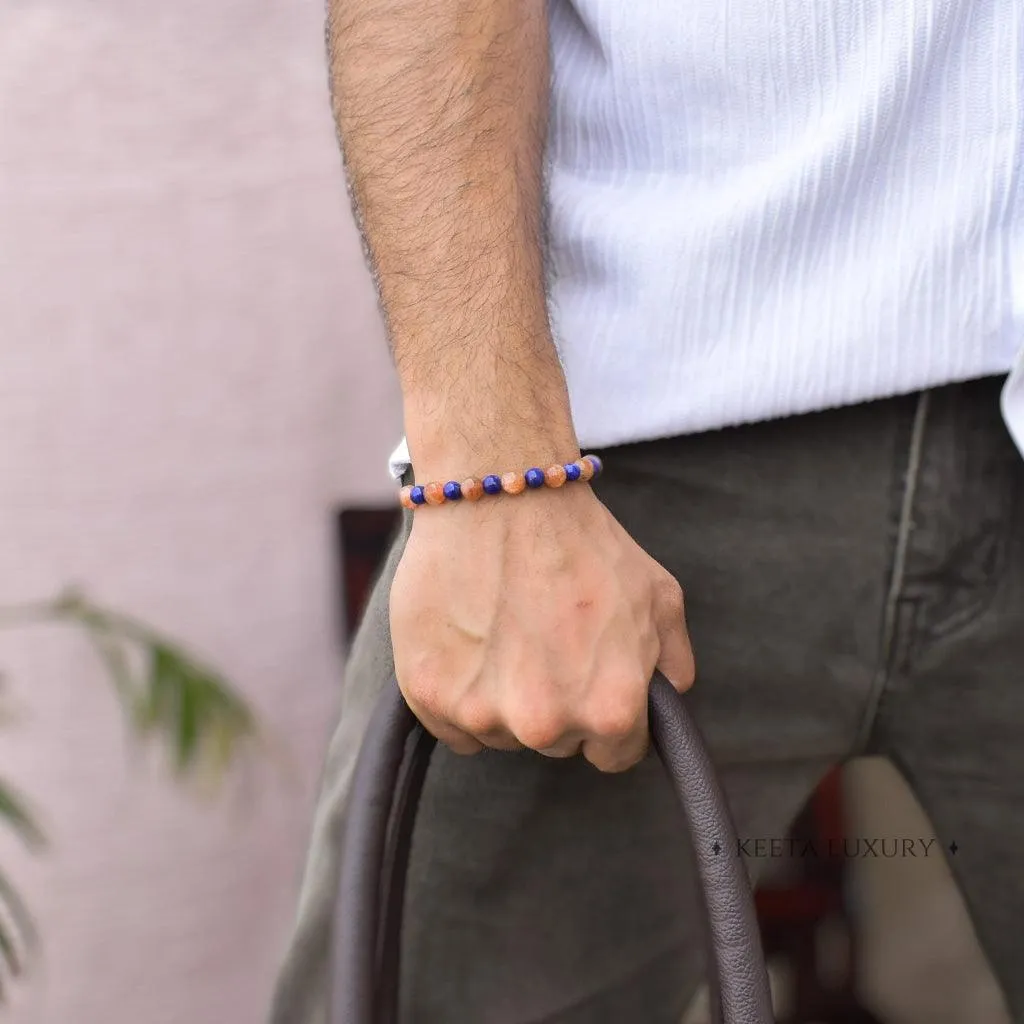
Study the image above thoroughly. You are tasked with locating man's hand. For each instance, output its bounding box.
[390,483,695,773]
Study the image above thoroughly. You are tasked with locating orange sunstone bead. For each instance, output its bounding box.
[544,464,568,487]
[399,485,416,509]
[576,458,595,481]
[423,481,446,505]
[501,471,526,495]
[461,477,484,501]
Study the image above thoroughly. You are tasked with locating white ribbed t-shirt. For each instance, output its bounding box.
[390,0,1024,477]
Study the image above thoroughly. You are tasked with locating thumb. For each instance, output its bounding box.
[653,577,696,693]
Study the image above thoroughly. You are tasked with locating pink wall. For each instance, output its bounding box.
[0,2,401,1020]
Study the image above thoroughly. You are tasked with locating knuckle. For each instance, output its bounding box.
[586,691,645,740]
[659,575,685,610]
[398,657,446,714]
[455,702,502,738]
[514,722,566,752]
[508,709,568,752]
[505,680,571,750]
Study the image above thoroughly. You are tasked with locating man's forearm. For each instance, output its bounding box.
[328,1,578,476]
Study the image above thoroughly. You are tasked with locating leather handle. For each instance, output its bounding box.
[332,676,774,1024]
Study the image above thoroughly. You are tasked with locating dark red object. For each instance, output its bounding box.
[338,508,402,644]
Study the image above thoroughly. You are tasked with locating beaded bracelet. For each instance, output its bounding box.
[399,454,603,509]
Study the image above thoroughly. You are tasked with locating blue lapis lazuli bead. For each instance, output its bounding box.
[443,481,463,501]
[587,454,603,476]
[524,467,546,489]
[482,474,503,495]
[409,485,427,505]
[564,463,581,482]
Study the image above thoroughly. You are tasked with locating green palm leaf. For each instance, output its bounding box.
[0,588,260,994]
[0,782,44,853]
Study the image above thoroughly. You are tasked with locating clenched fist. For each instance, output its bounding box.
[390,479,695,772]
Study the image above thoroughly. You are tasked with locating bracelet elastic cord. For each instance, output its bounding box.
[399,454,603,509]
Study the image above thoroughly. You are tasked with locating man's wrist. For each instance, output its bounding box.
[398,324,579,479]
[405,408,580,482]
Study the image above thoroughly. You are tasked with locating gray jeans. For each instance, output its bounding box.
[271,376,1023,1024]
